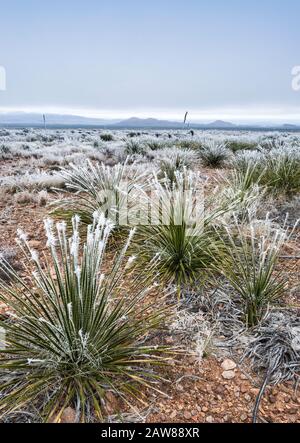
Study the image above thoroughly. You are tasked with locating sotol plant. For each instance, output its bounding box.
[217,215,297,326]
[53,159,144,230]
[0,214,171,422]
[233,148,300,197]
[133,169,231,294]
[199,141,229,168]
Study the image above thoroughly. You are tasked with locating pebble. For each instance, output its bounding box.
[60,407,76,423]
[221,359,237,371]
[222,370,236,380]
[206,415,214,423]
[184,411,192,420]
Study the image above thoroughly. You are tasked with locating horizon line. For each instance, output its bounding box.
[1,106,300,124]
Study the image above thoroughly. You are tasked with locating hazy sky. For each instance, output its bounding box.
[1,0,300,122]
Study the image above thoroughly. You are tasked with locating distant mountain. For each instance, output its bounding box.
[206,120,235,128]
[0,112,116,126]
[112,117,183,128]
[282,123,299,129]
[1,112,300,131]
[113,117,237,129]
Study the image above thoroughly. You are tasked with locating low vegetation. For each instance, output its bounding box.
[0,215,170,422]
[0,127,299,423]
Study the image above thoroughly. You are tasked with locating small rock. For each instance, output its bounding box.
[170,411,177,419]
[240,414,248,422]
[29,240,40,249]
[240,384,248,394]
[215,385,225,395]
[206,415,214,423]
[221,359,237,371]
[184,411,192,420]
[222,370,236,380]
[60,407,76,423]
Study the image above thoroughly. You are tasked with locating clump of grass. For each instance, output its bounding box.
[133,170,230,294]
[100,133,113,142]
[234,148,300,197]
[176,140,203,150]
[221,165,265,221]
[0,145,11,159]
[124,140,146,156]
[127,132,141,138]
[157,149,195,184]
[226,140,257,153]
[217,215,296,326]
[263,149,300,197]
[145,140,164,151]
[52,159,143,232]
[0,214,171,422]
[199,141,229,168]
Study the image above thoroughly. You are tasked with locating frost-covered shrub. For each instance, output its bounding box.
[100,133,113,142]
[133,169,229,293]
[217,215,297,326]
[233,147,300,197]
[53,160,144,229]
[156,148,196,184]
[0,215,170,422]
[124,140,146,155]
[0,172,65,193]
[199,141,230,168]
[226,140,257,153]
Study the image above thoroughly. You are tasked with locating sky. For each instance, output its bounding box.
[0,0,300,123]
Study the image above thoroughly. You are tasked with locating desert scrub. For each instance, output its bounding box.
[221,165,265,221]
[176,140,203,151]
[124,140,146,155]
[234,148,300,197]
[52,159,144,233]
[226,140,257,153]
[0,145,11,159]
[145,140,166,151]
[157,148,195,184]
[132,170,230,294]
[0,214,171,422]
[217,215,297,326]
[199,141,230,168]
[0,172,65,194]
[100,133,113,142]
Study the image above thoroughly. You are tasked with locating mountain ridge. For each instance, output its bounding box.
[0,112,299,130]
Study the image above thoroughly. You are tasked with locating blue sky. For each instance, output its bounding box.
[0,0,300,122]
